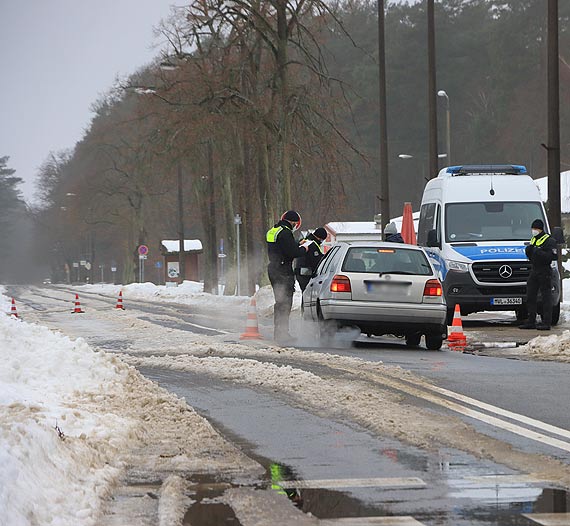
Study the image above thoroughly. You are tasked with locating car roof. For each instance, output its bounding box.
[334,241,424,251]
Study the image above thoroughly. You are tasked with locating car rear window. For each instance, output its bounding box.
[342,247,433,275]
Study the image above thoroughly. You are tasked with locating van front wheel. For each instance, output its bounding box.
[552,302,561,326]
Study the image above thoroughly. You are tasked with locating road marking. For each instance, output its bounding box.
[412,388,570,453]
[464,474,553,485]
[319,518,425,525]
[278,477,426,490]
[523,513,570,525]
[425,384,570,441]
[348,368,570,454]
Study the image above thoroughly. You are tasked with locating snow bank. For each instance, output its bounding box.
[73,281,250,309]
[0,297,138,525]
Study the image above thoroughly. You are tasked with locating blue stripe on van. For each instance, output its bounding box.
[452,245,526,261]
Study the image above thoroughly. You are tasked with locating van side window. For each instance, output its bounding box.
[418,203,437,245]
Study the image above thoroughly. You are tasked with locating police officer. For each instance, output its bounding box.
[384,222,405,243]
[294,227,327,292]
[266,210,309,342]
[520,219,557,331]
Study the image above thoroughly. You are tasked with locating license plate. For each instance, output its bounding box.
[491,297,522,305]
[366,282,408,294]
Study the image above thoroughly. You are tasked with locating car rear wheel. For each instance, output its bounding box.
[445,307,455,326]
[405,333,421,347]
[425,334,443,351]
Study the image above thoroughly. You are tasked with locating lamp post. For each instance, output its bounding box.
[234,214,242,296]
[437,90,451,165]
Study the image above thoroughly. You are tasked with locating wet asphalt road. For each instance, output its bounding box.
[10,285,570,525]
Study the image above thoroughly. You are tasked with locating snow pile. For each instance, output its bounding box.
[0,309,137,525]
[73,281,249,309]
[520,330,570,362]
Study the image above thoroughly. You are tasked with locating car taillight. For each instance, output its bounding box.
[331,275,351,293]
[423,279,442,296]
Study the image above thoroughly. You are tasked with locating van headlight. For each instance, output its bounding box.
[447,260,469,273]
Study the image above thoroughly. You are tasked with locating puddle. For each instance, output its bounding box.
[183,475,242,526]
[184,499,241,526]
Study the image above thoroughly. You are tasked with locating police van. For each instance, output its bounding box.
[417,164,561,325]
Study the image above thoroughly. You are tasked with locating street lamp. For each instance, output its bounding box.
[438,90,451,165]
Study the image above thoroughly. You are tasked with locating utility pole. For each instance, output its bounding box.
[377,0,390,230]
[177,163,186,284]
[427,0,439,179]
[547,0,561,229]
[207,140,219,293]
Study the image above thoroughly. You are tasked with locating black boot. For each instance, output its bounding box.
[519,320,536,329]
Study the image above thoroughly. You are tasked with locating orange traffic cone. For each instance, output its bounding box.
[72,294,84,314]
[401,202,417,245]
[240,298,263,340]
[115,290,125,310]
[447,304,466,351]
[10,298,18,318]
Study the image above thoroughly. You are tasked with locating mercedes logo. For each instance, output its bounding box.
[499,264,513,279]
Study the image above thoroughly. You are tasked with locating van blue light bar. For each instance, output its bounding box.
[446,164,527,175]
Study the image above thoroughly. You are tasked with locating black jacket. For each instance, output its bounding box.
[294,233,324,276]
[525,232,557,273]
[267,220,306,271]
[385,232,405,243]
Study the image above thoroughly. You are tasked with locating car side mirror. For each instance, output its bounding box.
[552,226,565,245]
[426,229,440,248]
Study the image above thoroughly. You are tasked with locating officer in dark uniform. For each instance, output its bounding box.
[266,210,309,342]
[383,222,405,243]
[294,227,327,292]
[520,219,557,331]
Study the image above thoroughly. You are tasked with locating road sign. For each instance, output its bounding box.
[111,266,117,272]
[139,254,147,260]
[155,261,163,268]
[138,245,149,256]
[218,253,227,258]
[73,262,79,268]
[80,260,87,266]
[84,262,92,270]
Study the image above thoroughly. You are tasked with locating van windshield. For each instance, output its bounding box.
[445,202,545,242]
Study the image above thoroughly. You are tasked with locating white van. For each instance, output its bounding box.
[417,164,561,324]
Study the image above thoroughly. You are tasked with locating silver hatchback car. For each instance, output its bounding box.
[302,242,448,350]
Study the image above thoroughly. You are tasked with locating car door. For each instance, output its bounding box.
[305,245,342,320]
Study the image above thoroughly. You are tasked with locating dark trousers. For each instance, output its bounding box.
[526,271,552,325]
[268,264,295,340]
[296,275,310,293]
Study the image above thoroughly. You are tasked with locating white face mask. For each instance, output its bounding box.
[531,229,540,237]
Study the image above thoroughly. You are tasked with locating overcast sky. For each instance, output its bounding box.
[0,1,174,202]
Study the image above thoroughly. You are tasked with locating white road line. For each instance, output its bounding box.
[278,477,426,490]
[415,390,570,453]
[424,383,570,441]
[362,371,570,453]
[319,518,425,525]
[522,513,570,525]
[464,474,553,485]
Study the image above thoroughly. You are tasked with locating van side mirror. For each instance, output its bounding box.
[426,229,440,248]
[552,226,565,245]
